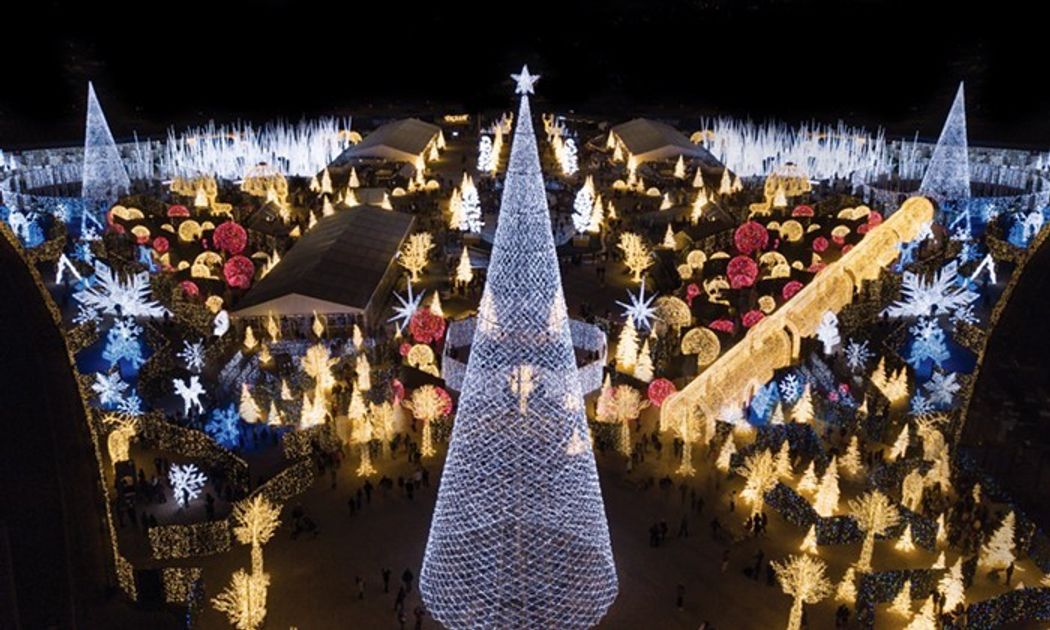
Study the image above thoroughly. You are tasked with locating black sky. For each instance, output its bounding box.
[1,0,1045,149]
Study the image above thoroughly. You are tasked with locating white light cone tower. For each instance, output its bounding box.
[82,81,131,206]
[420,66,618,629]
[919,82,971,203]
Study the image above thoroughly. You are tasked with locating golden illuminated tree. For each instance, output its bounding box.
[979,511,1016,570]
[792,384,814,424]
[813,457,840,517]
[738,449,778,516]
[634,339,654,382]
[232,495,282,574]
[399,232,434,282]
[243,325,258,351]
[800,525,818,554]
[618,232,654,283]
[455,246,473,286]
[835,567,856,603]
[888,423,910,461]
[901,468,925,512]
[797,461,819,495]
[212,569,269,630]
[770,402,786,425]
[773,553,833,630]
[889,579,912,617]
[906,595,937,630]
[938,557,966,612]
[347,384,367,421]
[775,441,792,479]
[301,343,337,393]
[356,353,372,392]
[849,490,901,571]
[715,437,737,473]
[839,436,863,478]
[239,383,261,424]
[896,523,916,552]
[615,316,640,372]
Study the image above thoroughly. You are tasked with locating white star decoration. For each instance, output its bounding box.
[388,281,425,333]
[616,279,660,330]
[511,65,540,95]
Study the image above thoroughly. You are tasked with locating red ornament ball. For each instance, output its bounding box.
[727,255,759,289]
[742,309,765,328]
[167,204,190,218]
[152,236,170,253]
[782,280,803,300]
[223,255,255,289]
[812,236,829,253]
[647,378,678,407]
[179,280,200,297]
[733,221,769,255]
[213,221,248,255]
[792,205,814,217]
[842,244,854,254]
[709,319,735,334]
[399,342,412,357]
[685,283,701,306]
[409,309,446,344]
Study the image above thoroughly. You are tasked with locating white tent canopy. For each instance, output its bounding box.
[610,118,713,164]
[335,118,441,165]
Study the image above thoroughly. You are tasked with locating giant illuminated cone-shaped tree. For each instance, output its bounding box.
[420,66,618,629]
[82,82,131,206]
[919,82,970,202]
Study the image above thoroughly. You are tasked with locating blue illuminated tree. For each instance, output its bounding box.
[420,66,618,630]
[907,318,950,371]
[206,404,241,448]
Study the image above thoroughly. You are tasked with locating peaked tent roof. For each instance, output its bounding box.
[334,118,441,165]
[232,205,414,317]
[611,118,716,165]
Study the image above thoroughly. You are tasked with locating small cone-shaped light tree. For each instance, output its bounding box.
[849,490,901,572]
[775,441,792,479]
[232,495,282,575]
[835,567,856,604]
[770,402,786,425]
[905,596,937,630]
[932,551,946,569]
[839,436,863,478]
[429,292,444,318]
[455,246,474,286]
[719,168,732,195]
[239,384,261,424]
[634,340,654,382]
[889,580,912,617]
[243,325,258,351]
[690,189,708,224]
[674,155,686,179]
[212,569,269,630]
[266,401,282,426]
[662,224,676,249]
[715,437,736,473]
[896,523,916,552]
[692,167,704,189]
[979,511,1016,570]
[347,384,367,421]
[888,424,910,460]
[798,461,819,495]
[792,385,814,424]
[939,557,966,612]
[616,316,640,372]
[870,357,888,391]
[356,354,372,392]
[773,554,833,630]
[936,514,948,545]
[352,324,364,351]
[814,457,840,517]
[280,379,292,401]
[587,194,604,234]
[738,449,778,516]
[800,525,818,554]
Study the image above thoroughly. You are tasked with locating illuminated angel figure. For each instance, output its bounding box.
[174,375,206,416]
[388,280,425,333]
[615,279,660,331]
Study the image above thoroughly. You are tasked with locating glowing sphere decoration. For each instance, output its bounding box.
[167,204,191,217]
[709,318,735,334]
[213,221,248,255]
[180,280,200,297]
[734,221,769,255]
[685,282,701,306]
[409,309,446,344]
[727,255,759,288]
[791,204,814,217]
[783,280,804,300]
[152,236,170,253]
[742,309,765,328]
[647,378,677,407]
[812,236,829,253]
[223,255,255,289]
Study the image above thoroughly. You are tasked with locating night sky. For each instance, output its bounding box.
[1,0,1046,149]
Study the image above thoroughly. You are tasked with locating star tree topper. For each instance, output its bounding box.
[511,65,540,94]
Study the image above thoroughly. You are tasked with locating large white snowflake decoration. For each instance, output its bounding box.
[910,391,934,415]
[205,404,240,448]
[844,339,873,372]
[102,318,145,369]
[924,371,960,407]
[907,317,950,370]
[169,463,207,507]
[615,279,659,330]
[174,375,206,416]
[178,339,206,373]
[950,303,978,330]
[388,281,425,333]
[885,260,978,319]
[91,371,129,408]
[779,373,802,403]
[75,262,167,319]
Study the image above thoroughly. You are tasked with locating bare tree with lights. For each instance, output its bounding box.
[772,553,833,630]
[848,490,901,572]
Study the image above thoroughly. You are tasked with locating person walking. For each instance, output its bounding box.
[382,567,391,593]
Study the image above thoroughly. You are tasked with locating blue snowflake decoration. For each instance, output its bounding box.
[117,390,143,415]
[923,371,960,408]
[906,317,950,371]
[91,371,129,409]
[910,391,934,415]
[102,318,145,370]
[205,404,241,449]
